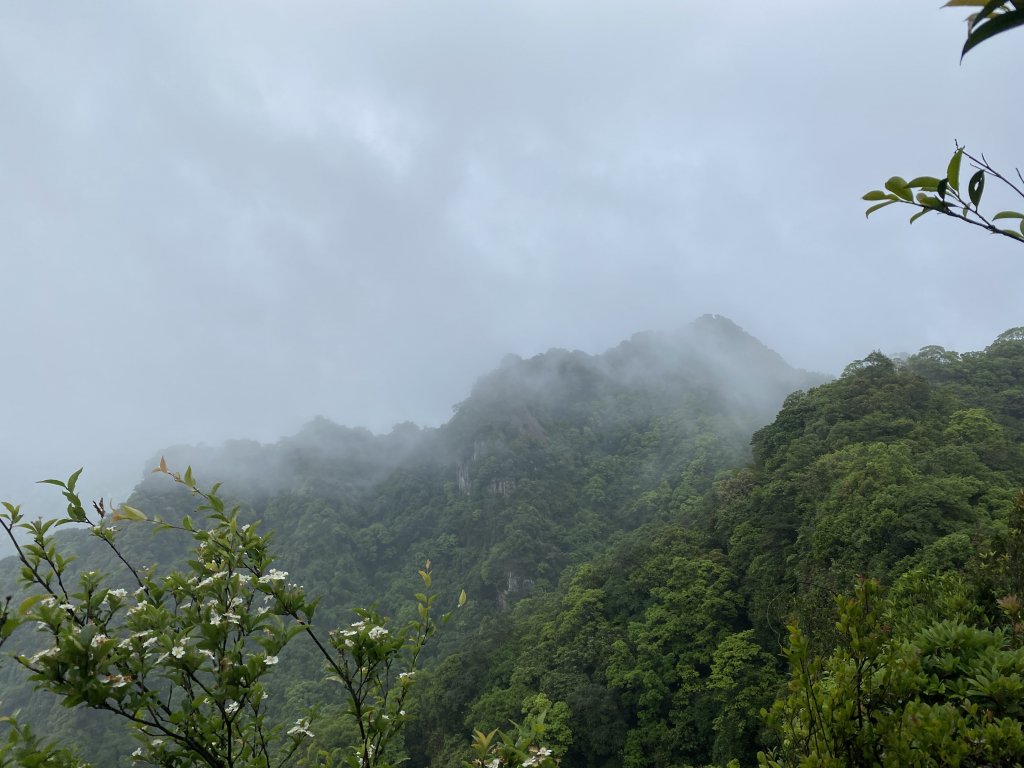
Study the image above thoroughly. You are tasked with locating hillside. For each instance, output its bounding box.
[4,320,1024,767]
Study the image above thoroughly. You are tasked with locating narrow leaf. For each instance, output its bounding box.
[862,190,894,201]
[67,468,83,493]
[909,209,930,224]
[112,505,147,522]
[993,210,1024,220]
[963,9,1024,56]
[947,148,964,192]
[907,176,941,190]
[865,200,898,217]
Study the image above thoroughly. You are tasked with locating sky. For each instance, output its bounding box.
[1,0,1021,520]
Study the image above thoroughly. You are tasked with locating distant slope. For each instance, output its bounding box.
[0,315,826,767]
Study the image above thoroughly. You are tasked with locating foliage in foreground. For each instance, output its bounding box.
[0,463,487,768]
[864,2,1024,244]
[763,568,1024,767]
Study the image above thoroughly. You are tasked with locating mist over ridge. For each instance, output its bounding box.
[130,315,827,499]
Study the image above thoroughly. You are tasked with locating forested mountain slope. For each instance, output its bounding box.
[4,320,1024,767]
[410,331,1024,768]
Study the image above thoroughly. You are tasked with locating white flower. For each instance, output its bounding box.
[263,655,279,666]
[224,700,240,716]
[368,626,388,640]
[109,588,127,599]
[209,612,222,626]
[287,717,314,738]
[131,747,143,758]
[258,569,288,583]
[142,636,159,649]
[171,644,186,659]
[91,634,109,647]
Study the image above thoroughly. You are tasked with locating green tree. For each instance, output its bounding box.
[761,577,1024,767]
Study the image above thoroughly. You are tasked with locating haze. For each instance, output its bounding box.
[1,1,1020,528]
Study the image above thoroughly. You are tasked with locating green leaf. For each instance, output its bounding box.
[0,618,18,640]
[67,468,83,493]
[938,178,949,200]
[999,228,1024,240]
[907,176,941,190]
[66,506,87,523]
[968,169,985,207]
[37,479,67,489]
[862,190,894,201]
[184,466,195,488]
[947,148,964,192]
[458,589,468,607]
[112,505,147,522]
[916,193,946,209]
[909,209,930,224]
[18,594,48,615]
[884,176,913,201]
[865,200,898,217]
[963,6,1024,56]
[993,211,1024,220]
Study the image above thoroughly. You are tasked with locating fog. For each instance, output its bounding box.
[1,1,1021,535]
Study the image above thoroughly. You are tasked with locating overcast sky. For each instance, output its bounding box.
[1,0,1021,517]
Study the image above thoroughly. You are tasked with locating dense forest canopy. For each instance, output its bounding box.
[4,317,1024,766]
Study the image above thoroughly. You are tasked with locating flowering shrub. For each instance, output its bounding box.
[463,708,560,768]
[0,463,463,768]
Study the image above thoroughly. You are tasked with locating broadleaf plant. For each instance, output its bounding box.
[0,465,462,768]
